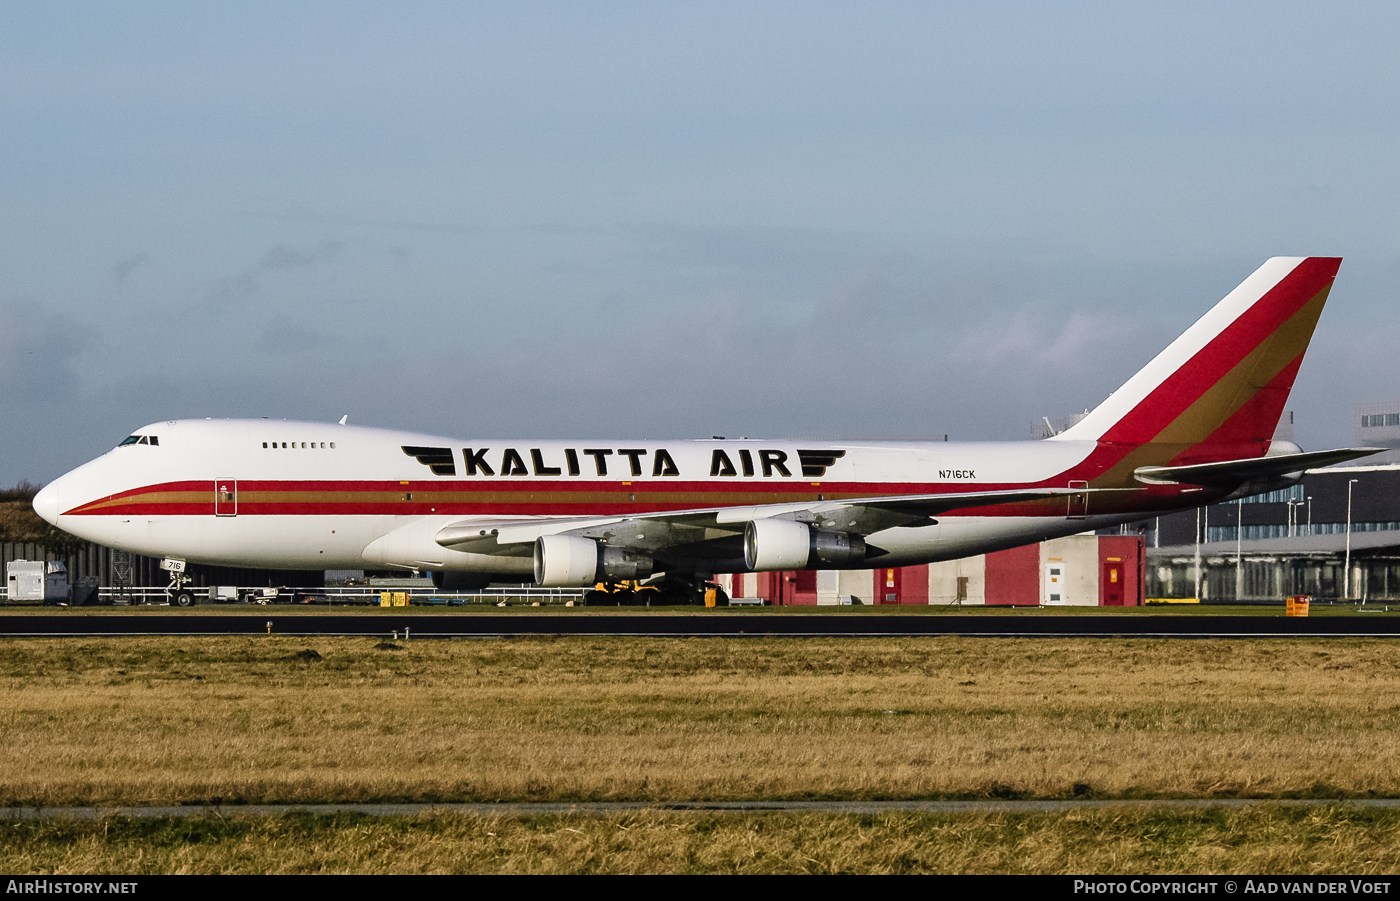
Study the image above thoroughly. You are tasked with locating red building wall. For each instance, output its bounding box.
[1097,535,1144,606]
[755,570,818,605]
[791,570,818,605]
[985,544,1039,606]
[872,565,929,604]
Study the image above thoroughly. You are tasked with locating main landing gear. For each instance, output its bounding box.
[582,574,730,607]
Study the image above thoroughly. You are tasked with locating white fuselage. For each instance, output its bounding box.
[35,418,1176,575]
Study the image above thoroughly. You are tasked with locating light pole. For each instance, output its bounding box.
[1236,498,1243,601]
[1194,506,1202,601]
[1345,479,1358,600]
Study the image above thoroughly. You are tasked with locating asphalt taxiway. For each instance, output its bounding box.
[2,612,1399,638]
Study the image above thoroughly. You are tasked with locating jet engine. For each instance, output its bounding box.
[743,519,867,571]
[533,535,654,586]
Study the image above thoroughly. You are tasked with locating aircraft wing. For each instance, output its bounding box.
[1133,447,1384,486]
[434,486,1097,556]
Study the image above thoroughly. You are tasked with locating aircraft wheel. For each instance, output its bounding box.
[655,578,702,605]
[172,590,196,608]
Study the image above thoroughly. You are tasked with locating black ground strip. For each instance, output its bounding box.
[1,614,1397,638]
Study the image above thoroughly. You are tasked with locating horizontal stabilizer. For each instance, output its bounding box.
[1133,447,1384,486]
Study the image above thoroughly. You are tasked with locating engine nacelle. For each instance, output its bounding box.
[534,535,599,586]
[533,535,655,586]
[599,545,653,581]
[743,519,867,571]
[809,529,867,568]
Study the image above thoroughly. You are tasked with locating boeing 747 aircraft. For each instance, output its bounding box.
[33,257,1378,603]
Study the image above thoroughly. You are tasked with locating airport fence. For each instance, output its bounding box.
[2,585,587,607]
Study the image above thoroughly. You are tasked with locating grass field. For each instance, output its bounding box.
[6,806,1400,875]
[4,632,1399,872]
[4,634,1399,805]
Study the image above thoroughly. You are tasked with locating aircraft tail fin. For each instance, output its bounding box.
[1054,257,1341,466]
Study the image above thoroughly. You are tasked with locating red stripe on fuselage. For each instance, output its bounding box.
[62,476,1217,519]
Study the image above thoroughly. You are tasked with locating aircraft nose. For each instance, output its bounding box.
[32,481,61,526]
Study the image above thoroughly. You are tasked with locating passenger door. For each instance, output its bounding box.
[215,479,237,516]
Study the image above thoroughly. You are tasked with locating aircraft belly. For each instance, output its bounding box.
[58,514,394,570]
[361,515,534,574]
[864,514,1140,567]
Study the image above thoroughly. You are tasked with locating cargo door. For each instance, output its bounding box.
[214,479,237,516]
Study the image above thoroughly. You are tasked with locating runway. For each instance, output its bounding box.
[3,612,1400,637]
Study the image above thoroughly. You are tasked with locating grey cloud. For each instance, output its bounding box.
[0,301,98,405]
[209,238,343,308]
[257,315,325,354]
[627,222,887,273]
[261,238,341,272]
[949,304,1141,369]
[243,210,484,236]
[210,271,261,306]
[112,253,150,287]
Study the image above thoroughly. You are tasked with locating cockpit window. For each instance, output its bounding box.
[117,435,159,447]
[118,436,140,447]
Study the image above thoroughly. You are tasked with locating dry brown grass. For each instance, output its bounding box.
[5,806,1400,874]
[1,635,1398,807]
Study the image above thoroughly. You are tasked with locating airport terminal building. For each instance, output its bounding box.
[1139,406,1400,604]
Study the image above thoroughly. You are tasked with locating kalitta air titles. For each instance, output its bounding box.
[414,447,856,480]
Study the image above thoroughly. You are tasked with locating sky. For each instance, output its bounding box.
[3,2,1400,485]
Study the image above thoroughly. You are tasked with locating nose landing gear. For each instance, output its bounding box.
[160,557,197,608]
